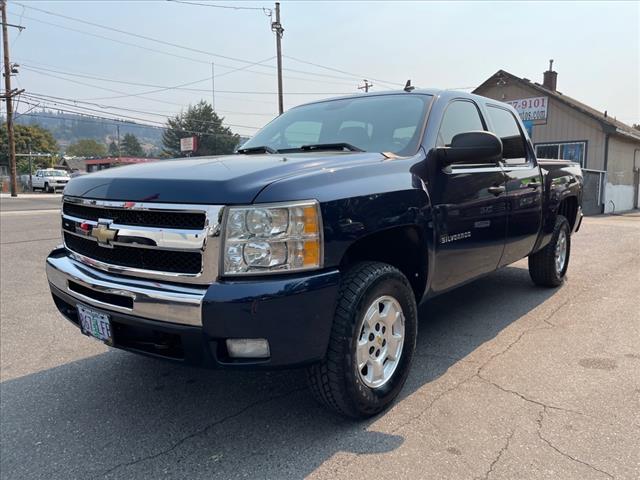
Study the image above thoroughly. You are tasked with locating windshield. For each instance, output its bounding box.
[45,170,68,177]
[241,94,431,156]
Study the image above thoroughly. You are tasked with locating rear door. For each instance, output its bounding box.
[429,99,508,292]
[484,104,543,266]
[33,171,42,188]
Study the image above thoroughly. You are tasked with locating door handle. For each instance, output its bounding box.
[488,185,506,196]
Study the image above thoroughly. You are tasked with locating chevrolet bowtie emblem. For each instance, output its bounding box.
[91,220,118,246]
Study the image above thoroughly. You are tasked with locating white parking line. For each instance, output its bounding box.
[0,194,62,199]
[0,209,61,216]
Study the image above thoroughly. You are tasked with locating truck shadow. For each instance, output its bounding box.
[1,265,559,480]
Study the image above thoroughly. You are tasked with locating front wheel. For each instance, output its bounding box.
[306,262,418,418]
[528,215,571,287]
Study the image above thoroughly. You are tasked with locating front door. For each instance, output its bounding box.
[484,104,543,266]
[429,100,508,293]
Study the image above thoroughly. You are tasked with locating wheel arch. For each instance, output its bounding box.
[557,195,579,231]
[339,225,428,302]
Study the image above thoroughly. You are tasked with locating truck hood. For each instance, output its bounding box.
[64,152,388,204]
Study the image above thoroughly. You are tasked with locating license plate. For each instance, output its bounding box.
[77,304,113,345]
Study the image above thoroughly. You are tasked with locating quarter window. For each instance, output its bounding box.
[437,101,485,147]
[486,105,528,164]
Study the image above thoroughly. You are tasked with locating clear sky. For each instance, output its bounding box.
[4,0,639,136]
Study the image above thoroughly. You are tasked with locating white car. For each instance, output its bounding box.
[32,169,71,193]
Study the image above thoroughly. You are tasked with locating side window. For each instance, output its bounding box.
[437,100,485,147]
[486,106,529,165]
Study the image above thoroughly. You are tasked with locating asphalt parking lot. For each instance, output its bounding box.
[1,195,638,480]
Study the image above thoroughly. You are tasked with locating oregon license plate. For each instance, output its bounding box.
[77,304,113,345]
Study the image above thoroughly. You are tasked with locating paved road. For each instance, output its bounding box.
[1,203,638,480]
[0,193,62,213]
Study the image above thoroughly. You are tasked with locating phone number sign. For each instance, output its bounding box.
[507,96,548,121]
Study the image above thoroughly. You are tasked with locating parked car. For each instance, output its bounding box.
[46,89,583,417]
[32,169,71,193]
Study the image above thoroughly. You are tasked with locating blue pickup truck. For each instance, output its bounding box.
[47,89,583,417]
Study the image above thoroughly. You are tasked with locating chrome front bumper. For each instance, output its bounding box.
[46,249,207,326]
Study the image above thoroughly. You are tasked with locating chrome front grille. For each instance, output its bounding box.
[62,202,206,229]
[61,196,223,285]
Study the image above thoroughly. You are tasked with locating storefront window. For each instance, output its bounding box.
[535,141,586,166]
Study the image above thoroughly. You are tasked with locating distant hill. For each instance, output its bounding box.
[9,110,164,154]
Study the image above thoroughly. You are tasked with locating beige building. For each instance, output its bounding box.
[474,64,640,214]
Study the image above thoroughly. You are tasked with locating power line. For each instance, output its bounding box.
[17,110,246,141]
[17,55,359,90]
[18,67,274,107]
[14,3,285,69]
[21,65,213,92]
[24,91,276,117]
[21,64,352,95]
[16,100,255,139]
[284,55,403,89]
[22,93,264,130]
[11,14,362,86]
[12,13,213,66]
[11,5,393,85]
[167,0,269,11]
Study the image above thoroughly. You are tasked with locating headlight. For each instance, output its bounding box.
[222,200,323,276]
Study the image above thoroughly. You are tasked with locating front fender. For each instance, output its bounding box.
[255,154,436,298]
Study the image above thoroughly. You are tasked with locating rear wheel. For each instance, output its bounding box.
[528,215,571,287]
[306,262,418,418]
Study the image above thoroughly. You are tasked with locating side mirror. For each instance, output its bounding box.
[435,131,503,167]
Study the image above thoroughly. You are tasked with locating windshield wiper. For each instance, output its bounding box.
[297,143,364,152]
[236,145,277,154]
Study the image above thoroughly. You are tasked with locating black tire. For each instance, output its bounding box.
[306,262,418,418]
[528,215,571,287]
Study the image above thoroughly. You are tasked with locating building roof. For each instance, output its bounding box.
[474,70,640,143]
[85,157,157,165]
[61,157,87,171]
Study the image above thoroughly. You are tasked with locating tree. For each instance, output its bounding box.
[120,133,144,157]
[1,123,59,174]
[66,138,107,158]
[108,140,119,157]
[162,101,240,157]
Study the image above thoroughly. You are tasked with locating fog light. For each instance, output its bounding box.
[226,338,270,359]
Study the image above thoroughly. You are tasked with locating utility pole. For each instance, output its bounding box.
[358,80,373,93]
[116,124,121,159]
[211,62,215,111]
[28,141,32,189]
[271,2,284,115]
[2,0,21,197]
